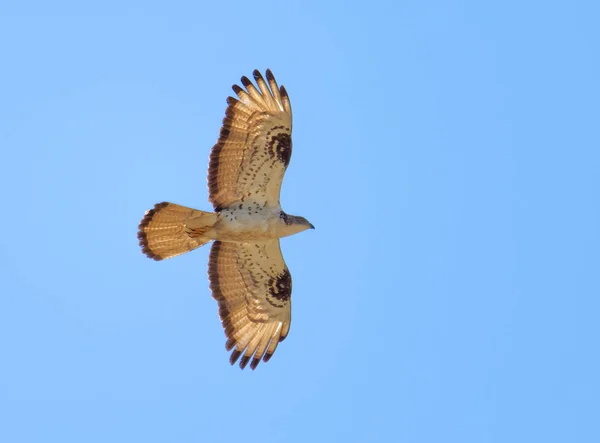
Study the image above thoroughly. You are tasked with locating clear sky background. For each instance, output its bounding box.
[1,1,599,442]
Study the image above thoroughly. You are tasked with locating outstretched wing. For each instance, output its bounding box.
[208,69,293,210]
[208,240,292,370]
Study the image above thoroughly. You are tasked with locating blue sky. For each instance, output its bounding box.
[1,1,599,442]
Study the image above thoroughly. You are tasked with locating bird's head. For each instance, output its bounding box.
[278,212,315,237]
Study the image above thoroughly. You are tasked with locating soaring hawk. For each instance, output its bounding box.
[138,69,313,370]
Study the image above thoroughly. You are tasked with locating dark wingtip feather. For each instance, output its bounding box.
[265,69,275,82]
[280,85,288,98]
[250,357,261,370]
[252,69,263,82]
[239,355,251,369]
[225,337,236,351]
[229,349,242,366]
[263,352,273,363]
[240,76,252,88]
[232,84,243,95]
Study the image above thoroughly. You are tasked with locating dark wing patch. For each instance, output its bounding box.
[266,126,292,167]
[266,268,292,308]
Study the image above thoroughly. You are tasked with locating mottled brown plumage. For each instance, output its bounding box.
[137,69,312,369]
[208,69,292,210]
[208,241,291,370]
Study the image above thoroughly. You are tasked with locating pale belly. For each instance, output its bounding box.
[213,207,281,242]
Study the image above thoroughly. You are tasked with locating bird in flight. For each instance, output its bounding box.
[138,69,313,370]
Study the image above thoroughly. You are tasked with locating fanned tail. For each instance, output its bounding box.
[137,202,217,260]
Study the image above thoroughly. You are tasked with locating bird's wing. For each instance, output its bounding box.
[208,69,292,210]
[208,239,292,369]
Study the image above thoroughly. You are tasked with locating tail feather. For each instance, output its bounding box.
[138,202,217,260]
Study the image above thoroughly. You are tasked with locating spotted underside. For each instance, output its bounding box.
[208,240,292,370]
[208,69,293,210]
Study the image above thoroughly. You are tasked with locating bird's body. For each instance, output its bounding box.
[138,69,313,370]
[211,204,307,242]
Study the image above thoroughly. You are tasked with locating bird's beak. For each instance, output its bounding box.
[309,223,315,230]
